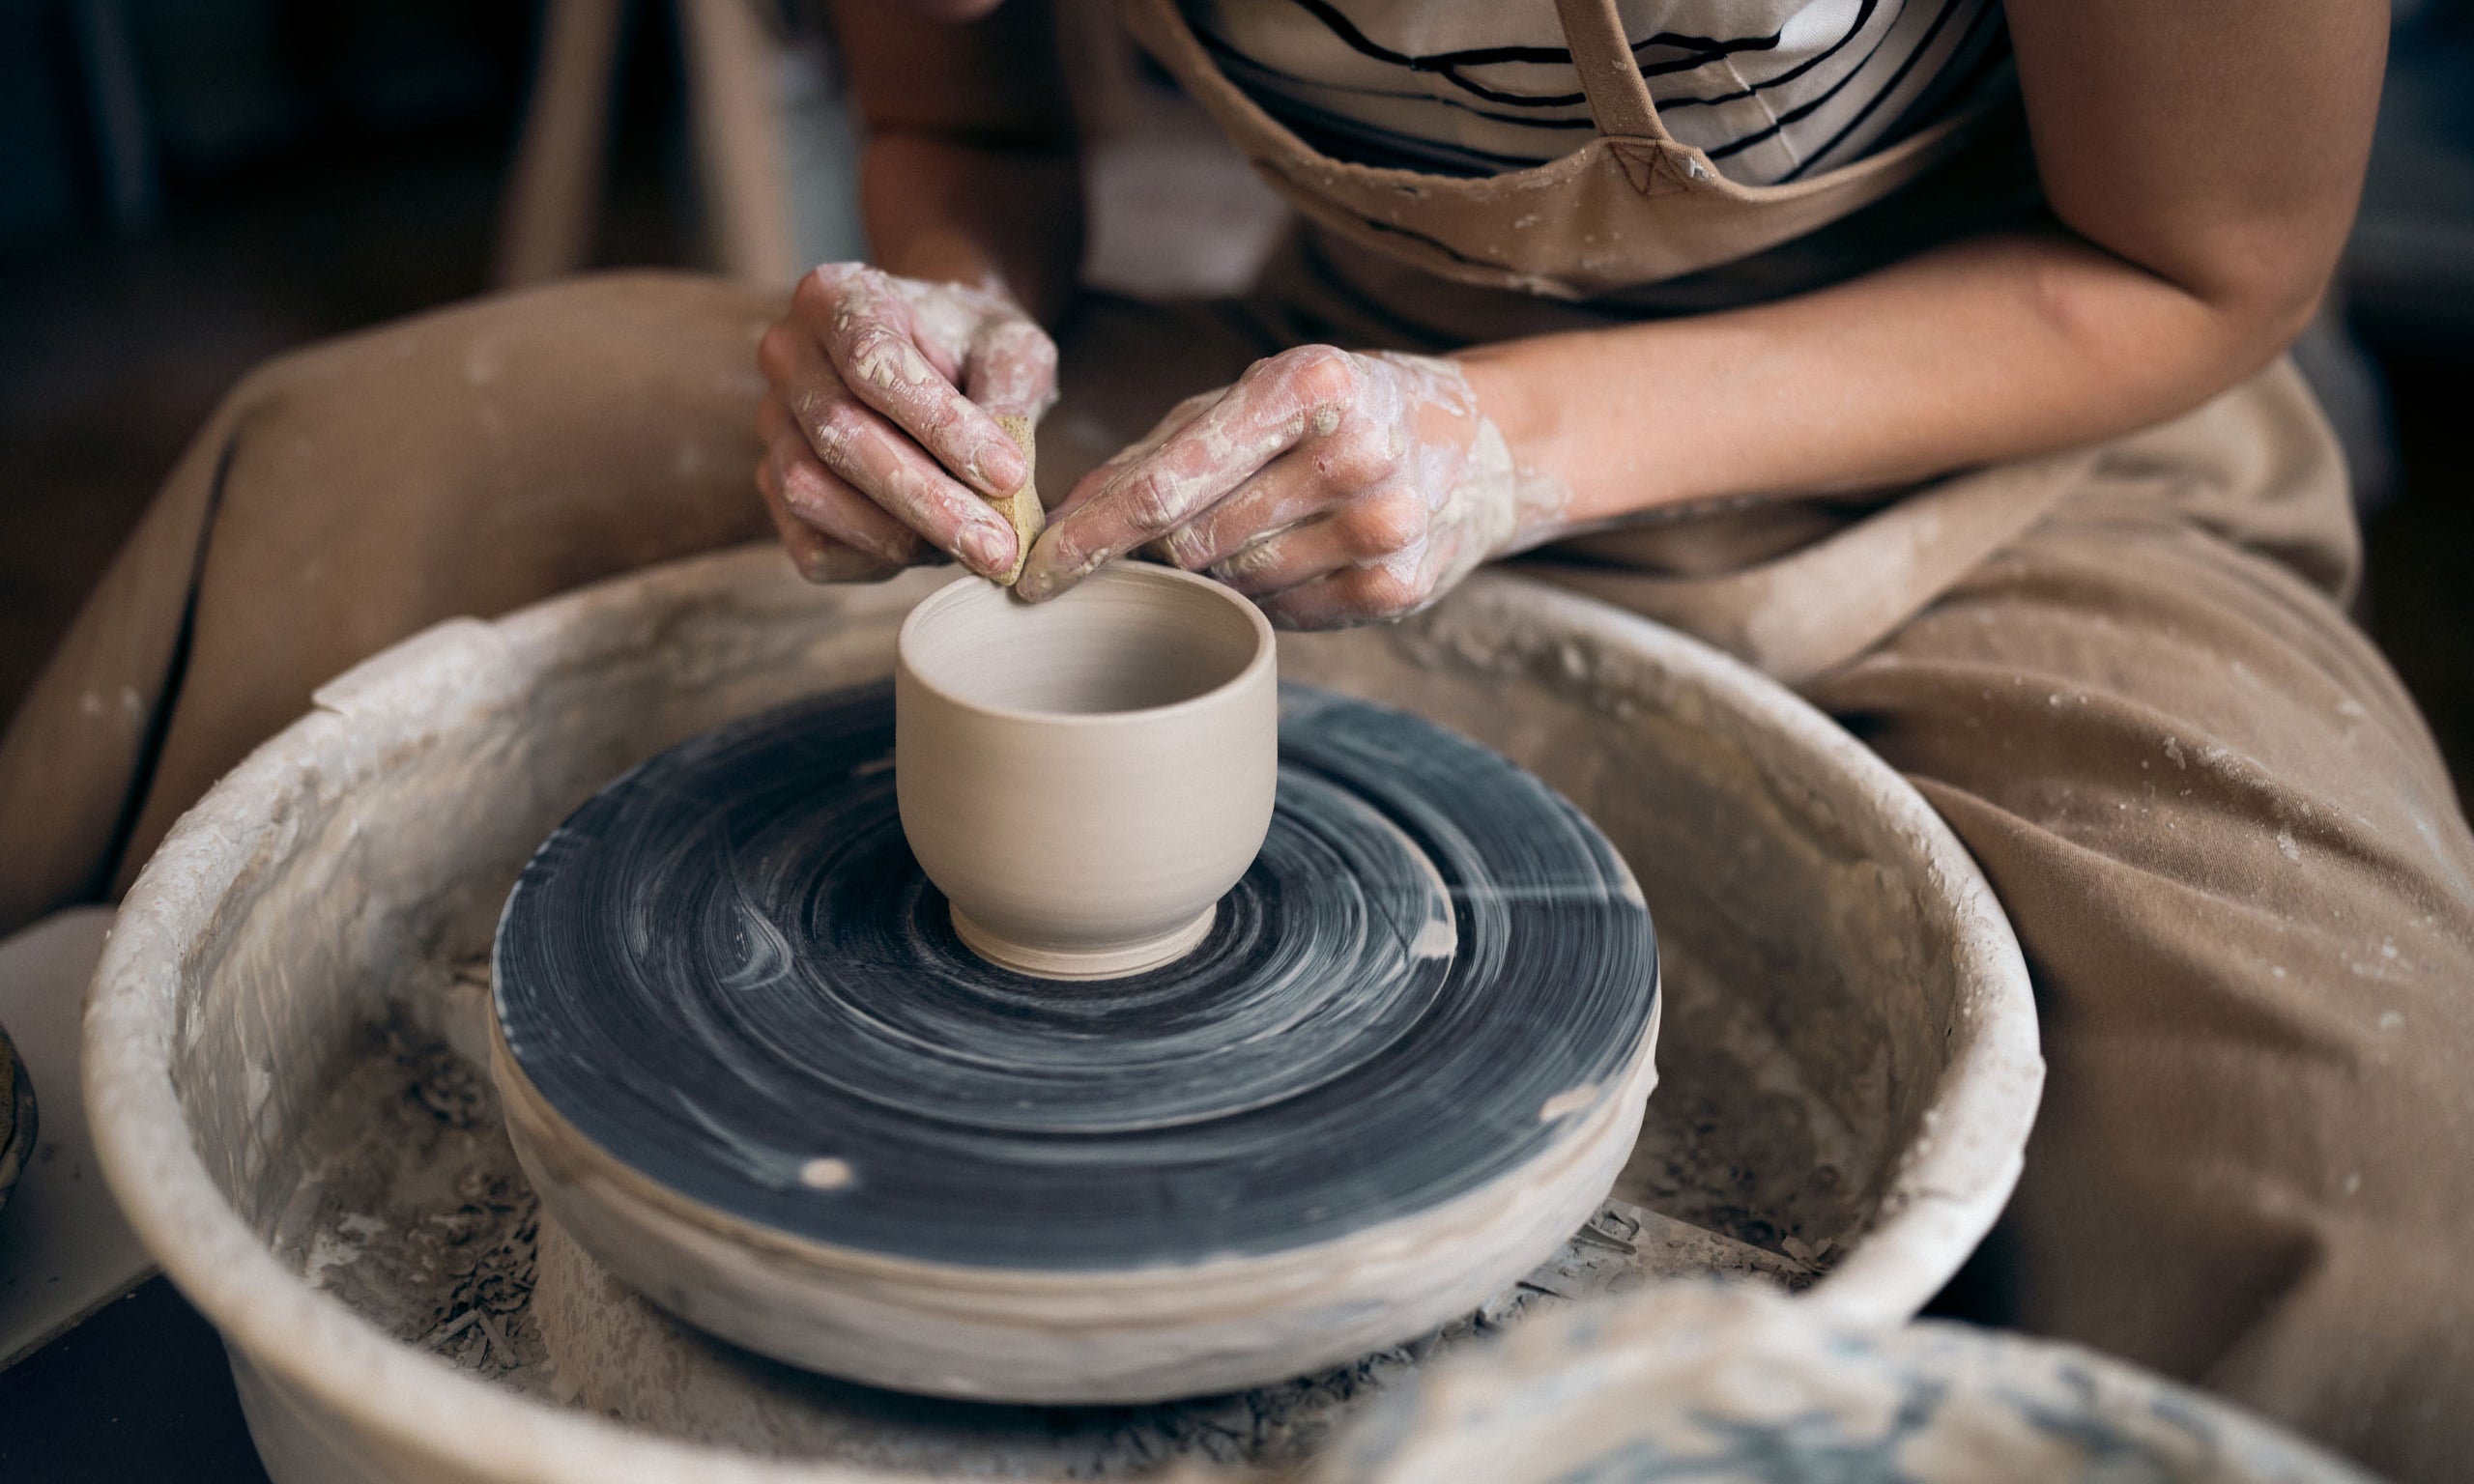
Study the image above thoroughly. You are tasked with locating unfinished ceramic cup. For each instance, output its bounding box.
[895,562,1278,979]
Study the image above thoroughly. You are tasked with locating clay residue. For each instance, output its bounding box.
[1613,940,1864,1251]
[270,1019,557,1396]
[273,1004,1805,1480]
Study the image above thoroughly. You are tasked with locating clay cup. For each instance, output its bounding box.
[895,562,1279,980]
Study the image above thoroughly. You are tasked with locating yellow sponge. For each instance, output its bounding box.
[986,414,1045,586]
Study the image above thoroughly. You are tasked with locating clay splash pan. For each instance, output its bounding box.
[491,682,1658,1403]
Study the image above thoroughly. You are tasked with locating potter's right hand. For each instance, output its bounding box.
[756,264,1057,583]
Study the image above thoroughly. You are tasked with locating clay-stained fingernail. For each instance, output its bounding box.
[960,523,1014,578]
[974,434,1028,496]
[1014,540,1067,601]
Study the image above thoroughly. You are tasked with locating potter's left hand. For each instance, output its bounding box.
[1017,348,1561,628]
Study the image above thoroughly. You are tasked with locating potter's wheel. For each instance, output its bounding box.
[492,681,1658,1402]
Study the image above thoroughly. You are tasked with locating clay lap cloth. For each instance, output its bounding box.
[3,0,2470,1473]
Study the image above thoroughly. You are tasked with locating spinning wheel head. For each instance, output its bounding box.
[492,680,1658,1403]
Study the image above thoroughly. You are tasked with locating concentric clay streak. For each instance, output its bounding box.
[492,682,1659,1403]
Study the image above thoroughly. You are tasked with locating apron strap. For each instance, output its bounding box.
[1521,446,2096,688]
[1551,0,1670,142]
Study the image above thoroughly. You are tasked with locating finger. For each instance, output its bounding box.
[763,344,1021,579]
[755,444,907,584]
[1044,390,1221,528]
[762,483,903,583]
[757,395,861,582]
[1021,351,1356,600]
[761,425,930,572]
[960,315,1058,420]
[758,392,929,565]
[799,266,1028,499]
[1144,430,1395,571]
[1204,491,1430,598]
[1255,561,1429,632]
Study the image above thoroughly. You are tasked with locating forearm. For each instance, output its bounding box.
[829,0,1083,321]
[994,0,2378,628]
[860,137,1081,324]
[1459,224,2324,532]
[1463,0,2380,537]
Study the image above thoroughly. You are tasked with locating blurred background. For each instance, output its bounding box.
[0,0,2467,1473]
[1,0,2470,786]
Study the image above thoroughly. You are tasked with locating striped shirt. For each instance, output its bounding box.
[1180,0,2011,186]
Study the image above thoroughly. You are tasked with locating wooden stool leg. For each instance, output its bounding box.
[677,0,800,288]
[493,0,629,289]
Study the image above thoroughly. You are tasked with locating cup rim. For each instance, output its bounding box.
[896,562,1276,729]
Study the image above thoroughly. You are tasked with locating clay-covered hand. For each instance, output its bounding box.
[1017,347,1562,628]
[756,264,1057,583]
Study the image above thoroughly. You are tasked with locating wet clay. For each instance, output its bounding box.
[895,565,1279,980]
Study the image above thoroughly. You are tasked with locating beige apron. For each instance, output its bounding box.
[1117,0,2012,300]
[1117,0,2086,687]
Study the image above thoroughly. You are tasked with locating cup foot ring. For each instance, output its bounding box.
[949,905,1218,981]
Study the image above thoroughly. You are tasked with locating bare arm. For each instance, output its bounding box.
[830,0,1082,320]
[1463,0,2386,524]
[1021,0,2387,624]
